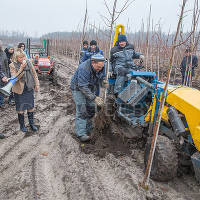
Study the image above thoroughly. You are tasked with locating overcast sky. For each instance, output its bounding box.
[0,0,197,37]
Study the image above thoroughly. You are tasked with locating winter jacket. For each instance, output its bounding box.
[79,47,88,64]
[109,42,141,72]
[81,46,103,63]
[180,55,198,77]
[70,59,105,100]
[0,50,9,86]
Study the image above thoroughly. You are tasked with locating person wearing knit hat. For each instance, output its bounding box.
[109,34,144,95]
[90,40,97,46]
[117,34,128,43]
[4,45,14,65]
[70,53,106,142]
[79,40,89,64]
[81,40,104,63]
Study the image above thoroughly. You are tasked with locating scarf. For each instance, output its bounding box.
[14,60,35,91]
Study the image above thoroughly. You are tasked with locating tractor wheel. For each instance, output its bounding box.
[144,135,178,182]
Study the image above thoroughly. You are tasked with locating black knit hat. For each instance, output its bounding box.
[90,40,97,46]
[118,34,127,42]
[83,40,88,45]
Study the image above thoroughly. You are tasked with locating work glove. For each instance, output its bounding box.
[95,96,104,107]
[108,72,113,78]
[102,80,109,88]
[139,55,145,62]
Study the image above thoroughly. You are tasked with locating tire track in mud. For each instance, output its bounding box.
[31,158,38,200]
[0,111,64,185]
[29,117,73,200]
[0,86,61,169]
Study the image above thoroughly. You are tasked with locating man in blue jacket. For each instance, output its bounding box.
[81,40,104,63]
[108,35,144,95]
[70,54,107,142]
[0,62,8,139]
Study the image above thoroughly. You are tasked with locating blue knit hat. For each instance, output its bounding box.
[91,53,105,62]
[7,44,14,50]
[118,34,127,42]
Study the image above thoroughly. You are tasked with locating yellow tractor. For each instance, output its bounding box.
[108,24,200,182]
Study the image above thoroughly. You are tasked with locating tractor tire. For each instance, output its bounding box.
[144,135,178,182]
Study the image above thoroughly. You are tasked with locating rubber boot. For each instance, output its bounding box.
[79,135,90,142]
[28,112,38,132]
[18,113,28,133]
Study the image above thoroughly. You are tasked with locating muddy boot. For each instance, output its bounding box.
[28,112,38,132]
[18,114,27,133]
[79,135,90,142]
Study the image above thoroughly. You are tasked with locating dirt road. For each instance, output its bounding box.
[0,56,199,200]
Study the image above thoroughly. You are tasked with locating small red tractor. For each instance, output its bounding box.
[27,39,58,85]
[33,54,57,84]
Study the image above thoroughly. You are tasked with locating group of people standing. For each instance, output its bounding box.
[0,41,39,139]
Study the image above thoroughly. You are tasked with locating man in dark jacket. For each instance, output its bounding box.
[109,35,144,95]
[0,40,9,108]
[81,40,104,63]
[79,40,89,64]
[70,54,107,142]
[180,48,198,86]
[0,62,8,138]
[4,45,15,104]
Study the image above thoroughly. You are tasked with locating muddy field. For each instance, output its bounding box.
[0,56,200,200]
